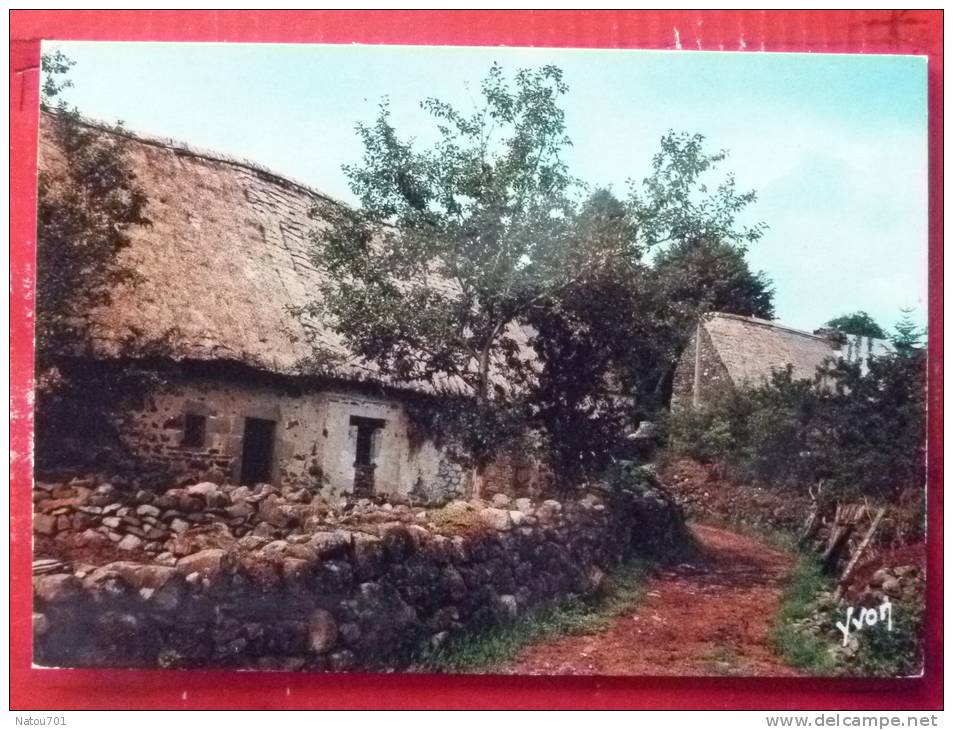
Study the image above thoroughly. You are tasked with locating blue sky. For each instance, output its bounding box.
[44,41,928,332]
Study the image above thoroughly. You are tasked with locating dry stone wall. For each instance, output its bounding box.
[33,478,687,671]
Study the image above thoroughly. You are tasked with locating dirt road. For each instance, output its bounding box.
[506,524,801,676]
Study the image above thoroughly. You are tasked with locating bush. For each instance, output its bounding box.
[666,353,926,500]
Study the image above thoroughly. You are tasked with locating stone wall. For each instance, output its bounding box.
[670,324,733,409]
[120,372,539,503]
[33,480,688,671]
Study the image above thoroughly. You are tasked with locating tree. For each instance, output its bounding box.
[35,52,151,468]
[825,311,886,339]
[891,307,926,356]
[303,64,586,414]
[304,65,770,471]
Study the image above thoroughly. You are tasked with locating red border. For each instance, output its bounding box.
[9,10,943,710]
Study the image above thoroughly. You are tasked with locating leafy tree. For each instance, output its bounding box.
[891,307,926,356]
[304,65,771,471]
[303,64,586,414]
[35,52,151,469]
[825,311,886,339]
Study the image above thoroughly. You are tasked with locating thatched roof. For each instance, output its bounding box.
[37,113,531,396]
[701,312,894,386]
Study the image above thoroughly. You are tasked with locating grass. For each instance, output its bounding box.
[771,554,837,674]
[418,560,652,673]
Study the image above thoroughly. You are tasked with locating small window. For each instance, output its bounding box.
[182,414,207,448]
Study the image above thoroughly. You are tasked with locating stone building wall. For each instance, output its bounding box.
[670,324,733,409]
[121,373,476,502]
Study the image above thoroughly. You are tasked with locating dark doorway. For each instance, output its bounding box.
[350,416,385,497]
[240,417,276,486]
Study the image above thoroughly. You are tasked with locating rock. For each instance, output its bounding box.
[514,498,533,514]
[225,502,255,520]
[102,516,122,529]
[307,609,338,653]
[881,577,902,597]
[259,495,298,528]
[237,535,270,551]
[117,534,143,551]
[170,523,236,556]
[491,493,512,509]
[186,481,221,497]
[175,548,228,581]
[282,557,311,581]
[230,486,252,503]
[33,612,49,637]
[536,500,562,522]
[870,568,891,587]
[155,552,177,567]
[34,573,82,604]
[328,649,355,671]
[479,507,513,531]
[33,513,58,536]
[310,531,351,559]
[351,533,385,580]
[203,467,227,486]
[169,518,190,534]
[339,622,361,646]
[136,504,161,517]
[509,510,527,526]
[381,523,415,560]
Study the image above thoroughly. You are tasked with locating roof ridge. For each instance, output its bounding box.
[704,311,832,342]
[40,108,347,209]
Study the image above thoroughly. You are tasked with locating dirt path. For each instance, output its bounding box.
[506,524,801,676]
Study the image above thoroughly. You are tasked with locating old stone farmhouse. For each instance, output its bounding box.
[38,114,544,502]
[671,312,894,408]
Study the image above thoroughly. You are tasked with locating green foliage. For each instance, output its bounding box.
[420,560,650,673]
[891,307,926,356]
[850,591,924,677]
[304,64,771,466]
[35,53,152,470]
[773,555,837,674]
[773,553,924,677]
[604,459,662,494]
[667,353,926,500]
[825,311,886,339]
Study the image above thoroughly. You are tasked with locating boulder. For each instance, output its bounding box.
[351,533,385,580]
[34,573,82,604]
[310,530,351,559]
[175,548,228,581]
[33,612,49,637]
[514,498,534,514]
[282,557,311,581]
[186,482,221,497]
[479,507,513,531]
[307,609,338,654]
[491,493,512,509]
[381,523,415,560]
[169,518,190,534]
[117,534,143,551]
[33,513,58,536]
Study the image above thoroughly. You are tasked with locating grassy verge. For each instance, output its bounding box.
[772,554,838,674]
[418,560,652,674]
